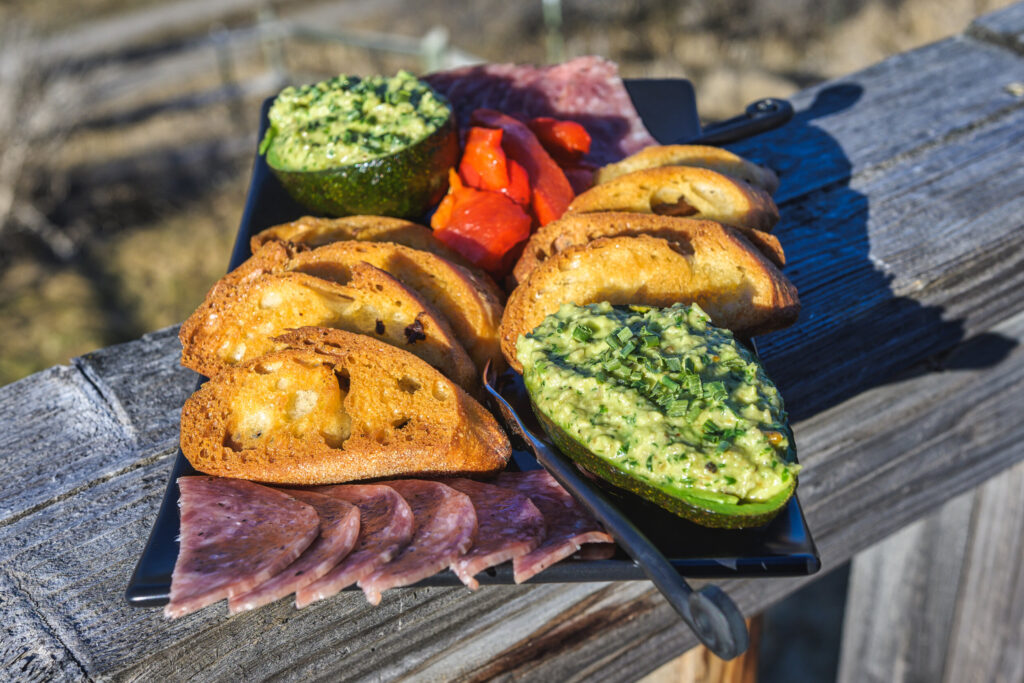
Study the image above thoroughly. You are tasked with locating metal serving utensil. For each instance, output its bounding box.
[482,361,749,660]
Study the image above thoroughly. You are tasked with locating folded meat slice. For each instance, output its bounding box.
[295,484,415,608]
[494,470,614,584]
[358,480,477,605]
[227,489,360,614]
[164,476,319,619]
[445,478,546,590]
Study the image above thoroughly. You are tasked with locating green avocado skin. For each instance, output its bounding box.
[531,401,797,529]
[267,117,458,220]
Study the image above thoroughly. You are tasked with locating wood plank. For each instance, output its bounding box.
[0,364,133,526]
[72,325,196,451]
[943,461,1024,683]
[970,3,1024,54]
[757,102,1024,415]
[0,572,86,682]
[836,490,974,683]
[0,326,192,527]
[838,460,1024,683]
[728,36,1024,205]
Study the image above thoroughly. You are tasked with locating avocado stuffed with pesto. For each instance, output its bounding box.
[518,302,801,528]
[260,71,458,219]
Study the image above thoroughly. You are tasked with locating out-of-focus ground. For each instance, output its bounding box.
[0,0,1014,385]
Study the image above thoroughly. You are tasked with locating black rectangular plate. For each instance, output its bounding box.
[126,78,819,607]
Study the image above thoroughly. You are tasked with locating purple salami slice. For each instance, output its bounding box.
[494,470,614,584]
[358,480,477,605]
[164,476,319,619]
[445,478,546,590]
[227,490,360,614]
[295,484,414,608]
[425,56,658,165]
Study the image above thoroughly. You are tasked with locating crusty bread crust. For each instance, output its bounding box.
[180,328,510,485]
[214,240,505,373]
[595,144,780,194]
[250,215,476,269]
[285,241,504,372]
[179,264,477,391]
[511,212,786,287]
[500,233,800,372]
[567,166,779,233]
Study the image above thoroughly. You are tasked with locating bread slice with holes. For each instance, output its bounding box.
[223,240,505,373]
[500,233,800,372]
[511,211,786,287]
[250,215,475,269]
[180,328,511,485]
[179,264,476,391]
[594,144,779,193]
[566,166,779,233]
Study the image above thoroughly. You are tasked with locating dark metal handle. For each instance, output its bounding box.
[681,97,794,146]
[484,369,749,659]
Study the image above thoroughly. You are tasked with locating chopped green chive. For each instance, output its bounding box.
[572,324,593,342]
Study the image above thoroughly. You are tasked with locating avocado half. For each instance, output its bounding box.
[264,116,458,220]
[529,399,797,529]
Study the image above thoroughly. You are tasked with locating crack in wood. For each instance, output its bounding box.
[461,585,660,682]
[0,443,177,533]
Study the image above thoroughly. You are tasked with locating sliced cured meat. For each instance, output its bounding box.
[358,480,477,605]
[425,57,658,166]
[445,478,546,590]
[494,470,614,584]
[227,489,360,614]
[295,484,415,608]
[164,476,319,619]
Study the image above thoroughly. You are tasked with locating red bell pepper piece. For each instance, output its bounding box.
[504,159,530,206]
[430,168,462,231]
[527,116,591,164]
[459,127,508,192]
[471,109,575,226]
[458,126,531,207]
[433,185,531,274]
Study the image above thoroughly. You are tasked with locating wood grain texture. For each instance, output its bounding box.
[839,460,1024,683]
[969,2,1024,54]
[1,11,1024,681]
[727,36,1024,205]
[943,461,1024,683]
[0,326,193,527]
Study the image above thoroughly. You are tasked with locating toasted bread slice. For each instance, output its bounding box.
[180,328,511,484]
[595,145,779,194]
[180,264,477,390]
[227,240,505,372]
[500,233,800,371]
[250,215,475,268]
[566,166,779,233]
[511,212,786,286]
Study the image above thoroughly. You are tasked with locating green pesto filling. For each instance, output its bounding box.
[260,70,451,171]
[518,302,801,504]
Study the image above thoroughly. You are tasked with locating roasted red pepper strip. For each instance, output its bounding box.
[458,126,531,207]
[430,169,462,231]
[471,109,574,226]
[459,127,508,192]
[527,116,592,164]
[434,185,531,274]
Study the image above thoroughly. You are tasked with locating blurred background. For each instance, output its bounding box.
[0,2,1012,681]
[0,0,1014,387]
